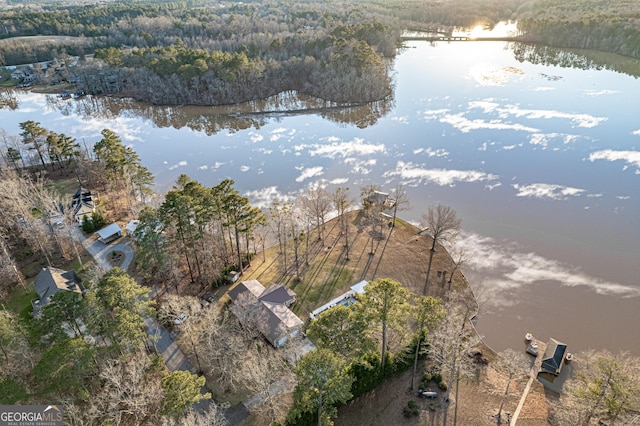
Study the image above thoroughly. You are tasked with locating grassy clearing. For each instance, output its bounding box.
[0,79,18,88]
[241,211,471,320]
[47,174,81,197]
[4,286,38,318]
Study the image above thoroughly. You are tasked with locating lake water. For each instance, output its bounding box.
[1,40,639,355]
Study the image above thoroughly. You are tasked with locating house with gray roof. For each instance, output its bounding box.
[32,267,83,316]
[258,283,296,307]
[228,280,303,348]
[10,69,25,80]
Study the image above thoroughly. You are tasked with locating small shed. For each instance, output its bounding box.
[227,270,239,283]
[96,223,122,243]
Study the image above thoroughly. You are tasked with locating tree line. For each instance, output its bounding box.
[511,42,640,79]
[79,22,392,105]
[4,0,639,106]
[514,0,640,58]
[0,0,526,105]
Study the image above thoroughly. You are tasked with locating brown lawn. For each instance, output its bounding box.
[238,210,549,425]
[242,210,467,316]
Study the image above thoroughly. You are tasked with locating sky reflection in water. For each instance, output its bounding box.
[1,40,639,354]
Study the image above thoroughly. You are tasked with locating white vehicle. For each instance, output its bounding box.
[174,313,187,324]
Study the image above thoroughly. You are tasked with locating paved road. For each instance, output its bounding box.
[77,228,246,423]
[144,317,196,373]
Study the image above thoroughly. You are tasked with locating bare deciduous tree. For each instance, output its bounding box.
[268,201,292,273]
[428,301,482,426]
[0,170,58,266]
[332,187,353,260]
[494,348,531,424]
[446,244,470,291]
[389,182,410,229]
[0,310,34,383]
[188,305,288,406]
[300,184,332,242]
[421,204,462,295]
[70,351,165,426]
[552,350,640,425]
[161,406,228,426]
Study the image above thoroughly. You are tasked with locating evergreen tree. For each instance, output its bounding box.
[288,349,354,426]
[356,278,411,372]
[19,120,49,169]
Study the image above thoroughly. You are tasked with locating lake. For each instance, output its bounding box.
[1,40,639,355]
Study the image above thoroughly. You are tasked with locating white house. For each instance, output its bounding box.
[71,187,95,224]
[310,280,368,320]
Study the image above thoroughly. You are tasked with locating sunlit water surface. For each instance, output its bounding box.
[2,40,639,354]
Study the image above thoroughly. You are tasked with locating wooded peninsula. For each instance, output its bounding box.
[1,0,640,105]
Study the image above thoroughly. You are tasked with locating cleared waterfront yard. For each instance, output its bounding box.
[240,210,467,320]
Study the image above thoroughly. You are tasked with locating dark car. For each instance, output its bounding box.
[200,292,216,306]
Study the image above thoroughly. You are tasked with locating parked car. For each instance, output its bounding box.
[202,292,216,303]
[174,313,187,324]
[417,390,438,399]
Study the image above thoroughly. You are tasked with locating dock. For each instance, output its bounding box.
[510,336,546,425]
[401,36,523,42]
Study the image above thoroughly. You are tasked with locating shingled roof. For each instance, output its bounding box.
[228,280,302,347]
[259,283,296,306]
[34,267,83,307]
[540,338,567,375]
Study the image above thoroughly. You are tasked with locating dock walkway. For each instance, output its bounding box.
[510,339,546,425]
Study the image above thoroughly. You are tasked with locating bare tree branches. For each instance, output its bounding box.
[428,297,482,426]
[421,204,462,295]
[553,350,640,425]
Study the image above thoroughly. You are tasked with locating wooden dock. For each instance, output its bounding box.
[401,36,521,42]
[510,338,546,425]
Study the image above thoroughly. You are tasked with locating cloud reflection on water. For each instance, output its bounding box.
[460,231,640,310]
[588,149,640,174]
[384,160,499,187]
[512,183,587,200]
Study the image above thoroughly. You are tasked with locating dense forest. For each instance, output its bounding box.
[0,0,519,105]
[2,0,639,104]
[515,0,640,57]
